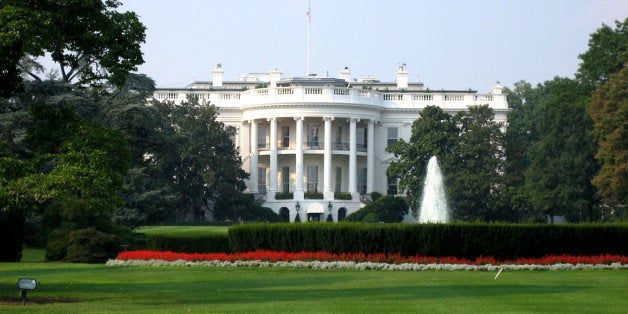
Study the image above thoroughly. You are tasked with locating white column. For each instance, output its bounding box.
[240,121,250,174]
[366,120,375,194]
[294,117,304,200]
[268,117,278,200]
[249,119,259,193]
[323,116,334,200]
[348,118,358,199]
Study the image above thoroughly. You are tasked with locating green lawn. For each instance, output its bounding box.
[1,260,626,313]
[135,225,229,235]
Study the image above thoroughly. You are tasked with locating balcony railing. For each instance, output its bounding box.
[256,140,367,152]
[153,86,507,109]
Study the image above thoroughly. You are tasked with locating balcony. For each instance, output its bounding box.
[153,86,508,110]
[257,140,367,152]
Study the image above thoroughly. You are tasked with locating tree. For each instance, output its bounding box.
[588,67,627,208]
[0,0,146,95]
[502,81,548,222]
[0,102,133,261]
[153,97,249,221]
[576,18,628,87]
[449,105,505,221]
[387,105,506,221]
[96,74,181,226]
[386,106,458,212]
[525,77,598,222]
[0,0,145,159]
[345,195,408,223]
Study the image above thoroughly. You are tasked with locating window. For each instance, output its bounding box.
[258,127,268,148]
[281,126,290,148]
[335,167,342,193]
[258,167,267,193]
[358,168,367,195]
[307,125,319,148]
[387,176,398,195]
[387,127,398,146]
[335,126,343,149]
[281,167,290,193]
[225,126,236,144]
[307,165,318,193]
[357,127,366,150]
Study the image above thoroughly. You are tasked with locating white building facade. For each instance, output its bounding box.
[153,65,508,222]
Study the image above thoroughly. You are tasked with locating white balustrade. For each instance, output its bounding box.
[153,86,506,111]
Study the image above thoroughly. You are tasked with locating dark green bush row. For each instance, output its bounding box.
[304,192,323,199]
[228,223,628,260]
[146,232,230,253]
[334,192,353,200]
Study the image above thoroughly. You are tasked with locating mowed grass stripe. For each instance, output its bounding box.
[1,262,626,313]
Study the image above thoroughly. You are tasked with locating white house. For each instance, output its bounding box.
[153,64,508,222]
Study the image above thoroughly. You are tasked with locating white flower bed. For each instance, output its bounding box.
[105,259,628,271]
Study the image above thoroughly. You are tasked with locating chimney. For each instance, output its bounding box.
[396,63,409,89]
[269,69,282,87]
[211,63,224,87]
[339,67,351,82]
[492,81,503,95]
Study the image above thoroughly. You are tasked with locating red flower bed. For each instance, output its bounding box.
[116,250,628,265]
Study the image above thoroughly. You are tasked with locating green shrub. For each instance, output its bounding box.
[147,232,231,253]
[274,192,293,200]
[45,227,71,261]
[362,213,379,223]
[370,191,383,201]
[65,227,119,263]
[304,192,323,199]
[334,192,353,200]
[345,196,407,223]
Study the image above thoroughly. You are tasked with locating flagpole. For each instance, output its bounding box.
[306,0,311,76]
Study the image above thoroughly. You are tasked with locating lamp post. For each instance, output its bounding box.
[295,201,301,223]
[327,201,333,222]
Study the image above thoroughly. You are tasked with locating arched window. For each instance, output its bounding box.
[279,207,290,222]
[338,207,347,221]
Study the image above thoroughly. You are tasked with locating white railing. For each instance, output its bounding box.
[383,94,404,101]
[443,94,464,101]
[334,88,349,95]
[277,87,294,95]
[412,94,433,101]
[220,93,241,100]
[304,87,323,95]
[153,87,506,109]
[475,94,493,101]
[254,89,268,96]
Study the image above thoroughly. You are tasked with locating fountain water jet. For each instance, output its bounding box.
[418,156,450,223]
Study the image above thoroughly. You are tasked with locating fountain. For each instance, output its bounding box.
[418,156,450,223]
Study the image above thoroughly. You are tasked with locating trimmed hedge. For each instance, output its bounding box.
[228,223,628,260]
[146,231,230,253]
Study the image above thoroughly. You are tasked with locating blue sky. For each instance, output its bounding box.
[120,0,626,92]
